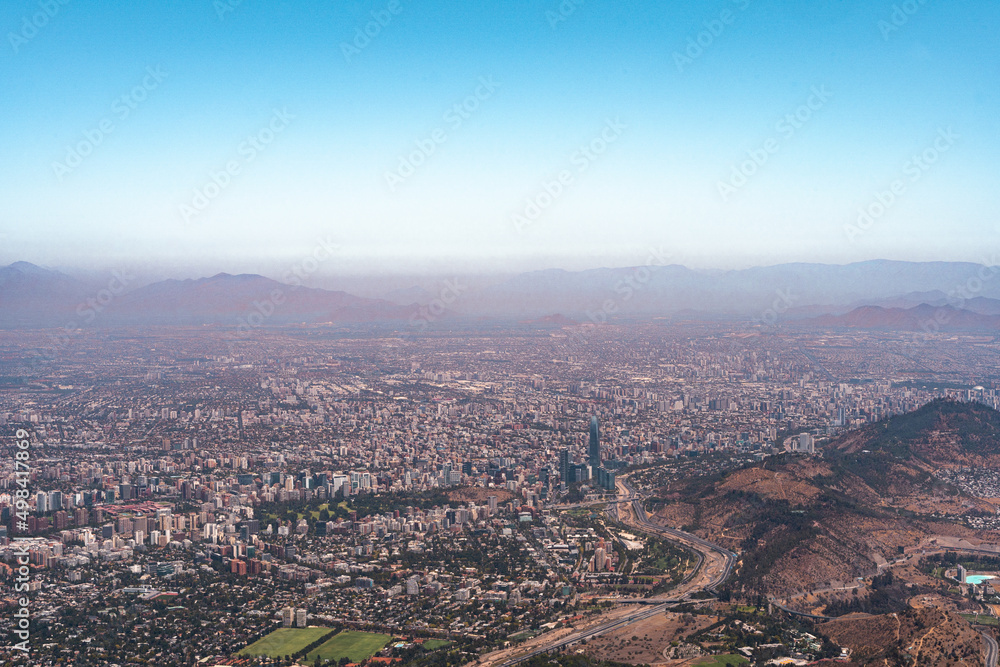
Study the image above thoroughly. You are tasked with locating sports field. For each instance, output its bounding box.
[306,630,394,663]
[692,655,749,667]
[239,627,332,657]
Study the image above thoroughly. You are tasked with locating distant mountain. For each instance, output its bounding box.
[0,262,89,327]
[843,291,1000,315]
[803,304,1000,331]
[0,263,413,328]
[518,314,579,327]
[460,260,1000,320]
[381,285,435,306]
[5,259,1000,328]
[104,273,414,325]
[963,296,1000,316]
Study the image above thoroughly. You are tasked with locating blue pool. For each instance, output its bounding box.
[966,575,996,585]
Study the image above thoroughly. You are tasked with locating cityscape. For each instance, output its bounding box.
[3,0,999,665]
[2,318,1000,665]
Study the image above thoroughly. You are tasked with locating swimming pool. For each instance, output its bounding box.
[966,575,995,585]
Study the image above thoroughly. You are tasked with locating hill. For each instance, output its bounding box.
[805,304,1000,331]
[830,398,1000,465]
[822,606,984,666]
[650,401,1000,599]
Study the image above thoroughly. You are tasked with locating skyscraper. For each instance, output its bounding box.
[589,416,600,466]
[559,449,571,485]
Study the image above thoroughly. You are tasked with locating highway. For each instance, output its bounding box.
[485,477,737,667]
[983,631,998,667]
[620,478,738,593]
[494,600,678,667]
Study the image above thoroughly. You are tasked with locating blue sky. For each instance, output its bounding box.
[1,0,998,275]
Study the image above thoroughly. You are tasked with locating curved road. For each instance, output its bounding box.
[488,477,737,667]
[621,478,737,593]
[983,631,998,667]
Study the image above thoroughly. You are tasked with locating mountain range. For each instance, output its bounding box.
[0,262,413,328]
[2,259,999,330]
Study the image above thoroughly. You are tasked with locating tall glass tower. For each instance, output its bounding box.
[589,416,600,466]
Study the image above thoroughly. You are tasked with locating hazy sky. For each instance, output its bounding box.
[1,0,998,275]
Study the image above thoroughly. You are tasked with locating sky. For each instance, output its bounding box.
[1,0,998,277]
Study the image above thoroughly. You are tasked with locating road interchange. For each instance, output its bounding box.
[480,476,738,667]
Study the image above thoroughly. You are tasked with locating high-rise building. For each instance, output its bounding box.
[796,433,815,454]
[594,547,607,571]
[48,490,63,511]
[559,449,572,485]
[295,608,307,627]
[589,416,600,466]
[281,607,294,627]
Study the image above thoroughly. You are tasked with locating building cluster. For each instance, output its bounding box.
[0,324,997,662]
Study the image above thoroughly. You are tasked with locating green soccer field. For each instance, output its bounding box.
[306,630,394,663]
[692,655,749,667]
[238,627,333,657]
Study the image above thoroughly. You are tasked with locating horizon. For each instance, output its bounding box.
[6,255,1000,289]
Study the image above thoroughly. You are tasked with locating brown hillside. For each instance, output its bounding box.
[822,607,985,666]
